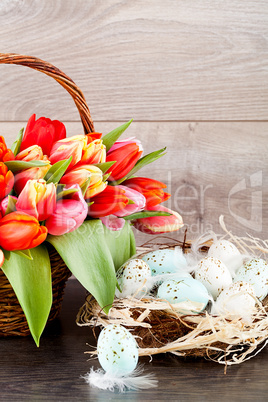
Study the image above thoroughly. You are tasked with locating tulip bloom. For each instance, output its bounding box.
[133,205,183,234]
[0,136,14,162]
[106,139,143,181]
[20,114,66,156]
[16,179,57,221]
[0,211,47,251]
[100,215,125,231]
[49,135,86,170]
[0,195,17,216]
[88,185,129,218]
[14,158,51,194]
[78,139,106,166]
[0,249,4,267]
[16,145,44,162]
[45,184,88,235]
[0,162,14,201]
[60,165,107,199]
[123,177,170,208]
[114,185,146,217]
[50,135,106,170]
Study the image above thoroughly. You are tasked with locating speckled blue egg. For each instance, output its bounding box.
[235,258,268,301]
[157,277,210,312]
[97,324,138,375]
[142,248,188,276]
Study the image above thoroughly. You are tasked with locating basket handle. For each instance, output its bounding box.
[0,53,95,133]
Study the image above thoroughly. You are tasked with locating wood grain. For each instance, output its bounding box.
[0,0,267,121]
[3,121,267,241]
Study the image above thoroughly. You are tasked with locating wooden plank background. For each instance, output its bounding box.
[0,0,267,243]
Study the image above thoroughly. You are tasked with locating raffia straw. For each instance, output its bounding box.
[77,216,268,365]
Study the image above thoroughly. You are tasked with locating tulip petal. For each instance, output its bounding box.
[0,249,4,267]
[133,205,184,234]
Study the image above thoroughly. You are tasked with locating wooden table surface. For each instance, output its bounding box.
[0,278,267,402]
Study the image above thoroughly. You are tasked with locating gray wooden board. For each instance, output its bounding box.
[0,0,268,121]
[0,278,268,401]
[3,121,267,242]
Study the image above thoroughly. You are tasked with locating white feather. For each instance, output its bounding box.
[82,366,158,392]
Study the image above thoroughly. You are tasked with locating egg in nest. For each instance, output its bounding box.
[115,258,151,298]
[235,258,268,301]
[195,256,232,299]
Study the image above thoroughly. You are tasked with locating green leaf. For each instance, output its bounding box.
[116,147,166,184]
[102,120,133,151]
[12,249,33,260]
[11,128,24,156]
[44,157,72,184]
[80,177,91,197]
[103,173,110,182]
[2,249,11,261]
[5,195,17,215]
[1,245,52,346]
[94,161,116,173]
[4,160,49,173]
[121,210,172,221]
[102,221,136,271]
[57,188,78,200]
[47,220,116,313]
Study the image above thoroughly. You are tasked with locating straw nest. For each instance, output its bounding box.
[76,216,268,366]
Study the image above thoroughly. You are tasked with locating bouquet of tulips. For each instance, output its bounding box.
[0,114,183,345]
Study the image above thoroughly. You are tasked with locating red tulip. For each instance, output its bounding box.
[60,164,107,199]
[50,135,106,171]
[16,179,57,221]
[86,132,102,143]
[49,135,86,170]
[106,139,143,181]
[113,185,146,217]
[1,195,17,216]
[14,157,51,194]
[100,215,126,231]
[20,114,66,156]
[88,185,129,218]
[16,145,44,162]
[0,136,14,162]
[133,205,183,234]
[0,211,48,251]
[123,177,170,208]
[45,184,88,235]
[0,162,14,201]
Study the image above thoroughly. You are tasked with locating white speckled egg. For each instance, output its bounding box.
[157,277,210,312]
[208,240,243,277]
[97,324,138,375]
[115,259,151,298]
[142,248,188,276]
[235,258,268,301]
[195,256,232,299]
[214,281,256,317]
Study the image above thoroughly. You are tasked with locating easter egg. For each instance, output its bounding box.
[97,324,138,375]
[115,258,151,298]
[235,258,268,301]
[157,277,210,312]
[208,240,243,277]
[214,281,256,317]
[142,248,188,276]
[195,256,232,299]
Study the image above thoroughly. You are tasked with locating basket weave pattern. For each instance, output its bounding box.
[0,52,95,336]
[0,248,71,337]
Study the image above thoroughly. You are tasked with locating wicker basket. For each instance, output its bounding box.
[0,53,95,336]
